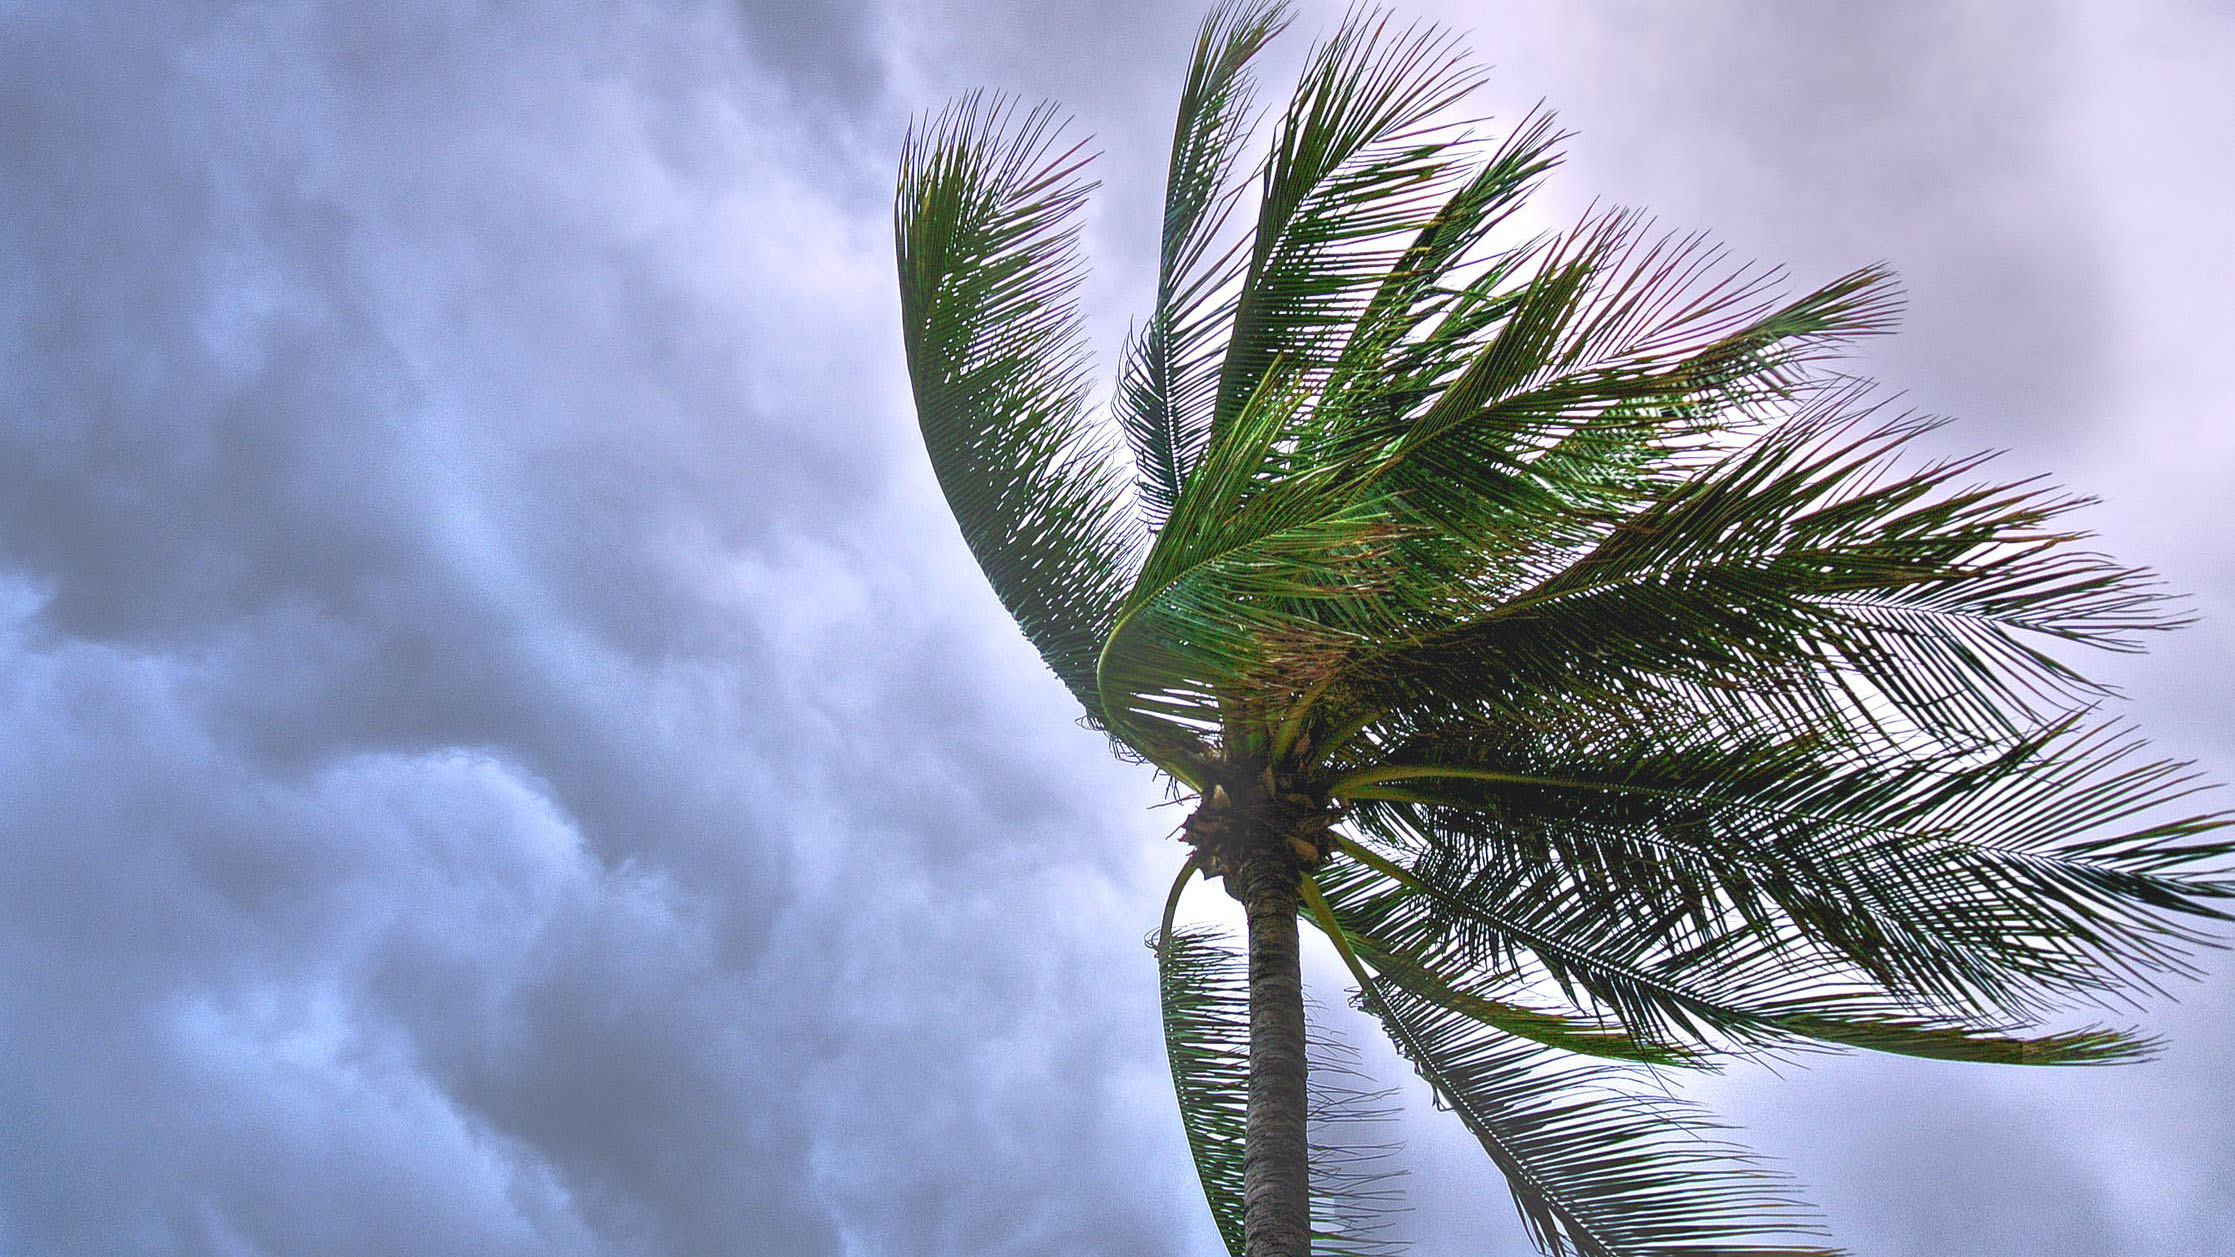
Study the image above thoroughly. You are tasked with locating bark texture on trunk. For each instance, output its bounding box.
[1236,848,1310,1257]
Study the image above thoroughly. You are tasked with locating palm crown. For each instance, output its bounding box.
[893,4,2233,1254]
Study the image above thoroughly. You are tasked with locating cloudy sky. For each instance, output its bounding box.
[3,1,2230,1254]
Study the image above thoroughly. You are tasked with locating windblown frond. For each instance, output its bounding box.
[1332,914,1711,1069]
[1118,0,1293,529]
[1350,396,2164,744]
[1100,365,1417,756]
[1154,924,1252,1256]
[1154,920,1407,1256]
[1213,10,1487,441]
[1319,731,2222,1062]
[897,96,1139,721]
[1304,877,1840,1257]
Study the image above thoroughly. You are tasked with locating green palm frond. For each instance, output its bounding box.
[1324,900,1706,1068]
[1303,877,1841,1257]
[1213,10,1486,442]
[1315,105,1565,419]
[1296,217,1896,589]
[1318,801,2187,1067]
[1155,917,1407,1256]
[1329,713,2230,1023]
[1300,390,2182,789]
[896,96,1139,721]
[1360,220,1893,467]
[1155,922,1252,1256]
[1118,0,1293,529]
[1099,364,1429,761]
[1325,833,2161,1067]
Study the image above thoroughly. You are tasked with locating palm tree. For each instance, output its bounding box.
[892,4,2232,1254]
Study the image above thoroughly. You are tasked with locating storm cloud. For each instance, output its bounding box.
[2,2,2230,1255]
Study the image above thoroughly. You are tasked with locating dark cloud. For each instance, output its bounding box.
[0,1,1194,1254]
[732,0,891,114]
[3,0,2230,1255]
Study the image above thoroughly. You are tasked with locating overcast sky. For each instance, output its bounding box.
[2,2,2230,1255]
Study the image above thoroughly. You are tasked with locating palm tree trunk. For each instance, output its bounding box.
[1236,848,1310,1257]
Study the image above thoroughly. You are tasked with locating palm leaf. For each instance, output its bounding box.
[1155,922,1253,1256]
[1319,802,2185,1067]
[1155,918,1407,1256]
[1099,366,1421,757]
[896,96,1139,721]
[1333,916,1707,1068]
[1118,0,1293,529]
[1318,105,1566,413]
[1302,386,2183,794]
[1213,9,1487,440]
[1303,876,1841,1257]
[1330,711,2232,1022]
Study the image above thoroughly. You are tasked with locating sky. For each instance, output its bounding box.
[1,1,2231,1255]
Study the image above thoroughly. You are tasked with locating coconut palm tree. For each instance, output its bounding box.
[892,3,2232,1254]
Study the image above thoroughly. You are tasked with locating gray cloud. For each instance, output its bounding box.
[0,0,1195,1253]
[1422,0,2113,450]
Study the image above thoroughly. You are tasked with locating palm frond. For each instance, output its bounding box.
[1118,0,1293,529]
[1330,710,2232,1020]
[1155,923,1253,1256]
[1154,920,1408,1256]
[1310,105,1566,434]
[1309,385,2180,765]
[1213,9,1487,441]
[1331,216,1896,533]
[1331,913,1708,1068]
[1099,366,1422,756]
[1318,740,2213,1067]
[897,95,1140,721]
[1326,832,2159,1066]
[1303,876,1841,1257]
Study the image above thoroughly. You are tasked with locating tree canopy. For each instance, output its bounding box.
[894,4,2233,1253]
